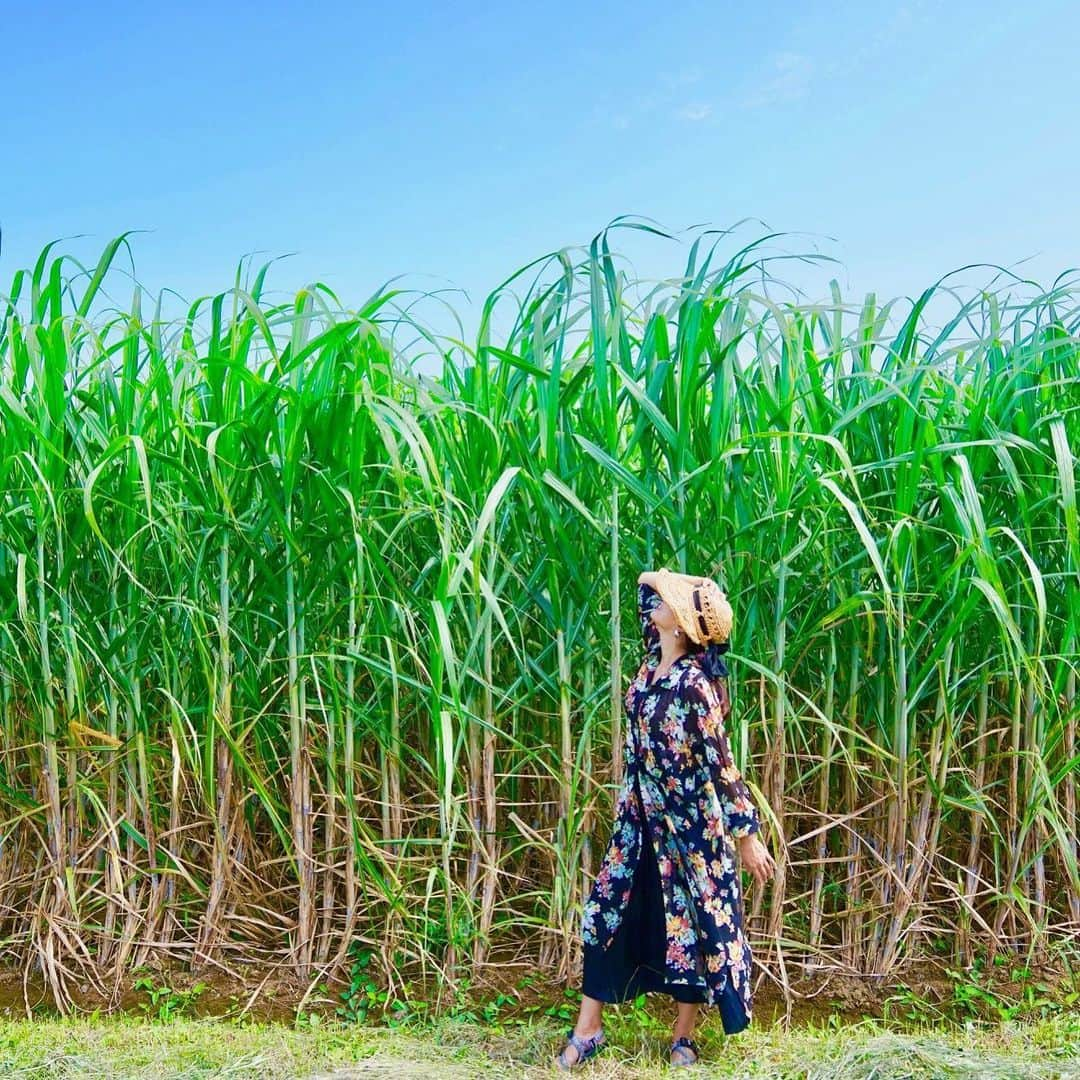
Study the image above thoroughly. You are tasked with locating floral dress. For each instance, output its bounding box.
[581,583,761,1022]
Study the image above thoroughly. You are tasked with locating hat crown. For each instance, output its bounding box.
[693,580,733,644]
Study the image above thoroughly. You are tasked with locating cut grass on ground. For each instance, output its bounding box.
[0,1012,1077,1079]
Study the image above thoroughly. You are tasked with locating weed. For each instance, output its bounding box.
[132,976,207,1022]
[336,942,387,1024]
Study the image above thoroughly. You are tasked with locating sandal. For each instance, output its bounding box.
[670,1035,700,1066]
[555,1026,606,1069]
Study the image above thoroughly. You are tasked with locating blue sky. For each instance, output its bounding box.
[3,0,1078,340]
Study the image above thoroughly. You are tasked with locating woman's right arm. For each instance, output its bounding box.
[672,570,709,588]
[639,569,709,588]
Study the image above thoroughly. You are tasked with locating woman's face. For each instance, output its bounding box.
[650,598,681,635]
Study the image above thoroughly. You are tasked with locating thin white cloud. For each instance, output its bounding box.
[678,103,713,122]
[661,66,704,88]
[592,4,931,130]
[740,52,814,109]
[591,69,706,131]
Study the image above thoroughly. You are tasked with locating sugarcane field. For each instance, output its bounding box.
[3,3,1079,1078]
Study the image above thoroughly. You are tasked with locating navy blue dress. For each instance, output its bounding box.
[579,582,757,1034]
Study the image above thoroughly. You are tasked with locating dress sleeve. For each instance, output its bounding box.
[684,673,760,839]
[638,582,661,659]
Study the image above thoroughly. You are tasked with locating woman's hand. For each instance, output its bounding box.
[737,833,776,887]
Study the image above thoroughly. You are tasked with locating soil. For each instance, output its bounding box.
[0,949,1073,1028]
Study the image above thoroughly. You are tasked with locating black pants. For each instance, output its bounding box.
[580,780,749,1034]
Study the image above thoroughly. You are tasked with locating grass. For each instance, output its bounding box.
[0,217,1077,1014]
[0,1010,1077,1079]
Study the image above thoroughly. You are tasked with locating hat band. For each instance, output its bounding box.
[692,588,710,641]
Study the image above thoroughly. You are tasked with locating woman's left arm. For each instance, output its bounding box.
[687,675,759,838]
[685,674,776,885]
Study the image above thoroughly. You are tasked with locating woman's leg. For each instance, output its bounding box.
[671,999,702,1065]
[553,994,604,1066]
[672,1000,698,1040]
[575,994,604,1036]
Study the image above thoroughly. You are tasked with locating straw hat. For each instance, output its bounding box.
[651,568,733,646]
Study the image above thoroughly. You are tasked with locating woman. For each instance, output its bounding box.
[555,569,776,1069]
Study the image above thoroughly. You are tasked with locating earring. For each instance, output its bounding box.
[674,628,682,638]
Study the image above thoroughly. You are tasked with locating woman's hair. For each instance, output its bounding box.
[688,639,730,679]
